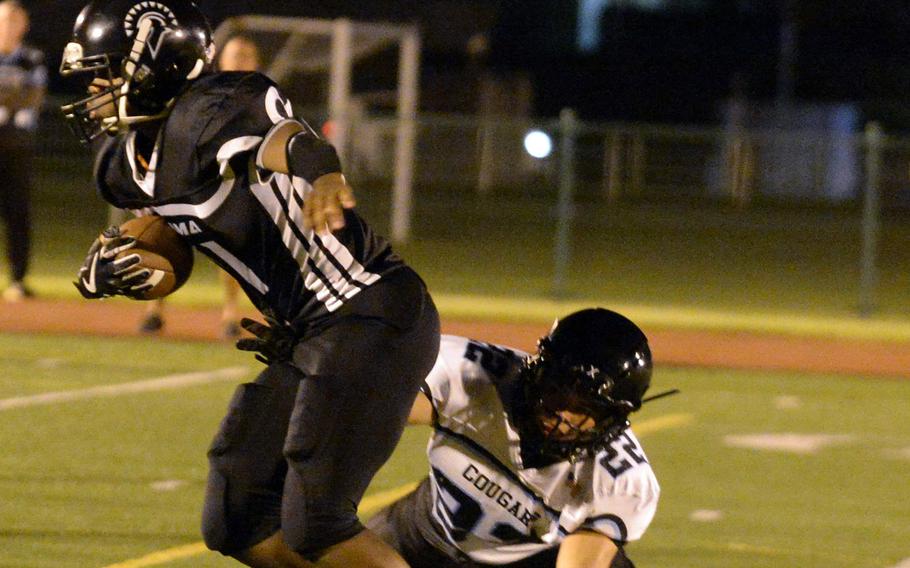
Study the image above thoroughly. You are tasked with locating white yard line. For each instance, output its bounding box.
[0,367,249,411]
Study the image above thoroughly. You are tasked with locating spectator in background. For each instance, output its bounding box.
[0,0,45,302]
[218,33,261,74]
[138,33,262,337]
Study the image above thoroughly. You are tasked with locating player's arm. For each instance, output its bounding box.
[258,119,355,233]
[407,392,434,425]
[3,56,47,111]
[556,530,619,568]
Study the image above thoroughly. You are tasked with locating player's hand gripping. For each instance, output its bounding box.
[235,311,297,365]
[74,226,152,299]
[304,172,356,233]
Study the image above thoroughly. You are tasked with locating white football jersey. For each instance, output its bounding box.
[422,335,660,565]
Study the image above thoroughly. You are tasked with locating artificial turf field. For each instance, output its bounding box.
[1,333,908,568]
[3,153,909,566]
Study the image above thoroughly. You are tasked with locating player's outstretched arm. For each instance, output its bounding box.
[258,120,356,234]
[557,530,619,568]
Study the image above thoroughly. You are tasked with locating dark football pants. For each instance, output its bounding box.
[367,478,636,568]
[0,132,33,282]
[202,269,440,559]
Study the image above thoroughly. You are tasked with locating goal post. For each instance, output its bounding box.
[213,15,421,243]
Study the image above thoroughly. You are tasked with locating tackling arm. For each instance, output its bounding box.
[257,119,355,233]
[556,531,619,568]
[407,393,434,425]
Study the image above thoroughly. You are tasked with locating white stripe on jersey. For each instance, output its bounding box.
[249,170,379,312]
[125,131,158,197]
[217,136,264,175]
[149,136,262,219]
[197,241,269,294]
[152,175,235,219]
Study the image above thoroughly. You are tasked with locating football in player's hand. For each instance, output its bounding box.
[118,215,194,299]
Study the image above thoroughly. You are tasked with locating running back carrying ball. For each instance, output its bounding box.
[116,215,194,299]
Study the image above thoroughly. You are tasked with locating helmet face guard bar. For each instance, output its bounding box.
[517,354,635,465]
[59,46,124,143]
[59,81,123,143]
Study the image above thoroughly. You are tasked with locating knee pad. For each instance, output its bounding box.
[201,369,301,554]
[280,375,360,556]
[200,467,230,552]
[280,463,364,559]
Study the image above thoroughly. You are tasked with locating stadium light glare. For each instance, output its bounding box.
[524,130,553,159]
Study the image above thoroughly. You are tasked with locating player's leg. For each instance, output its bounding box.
[0,140,33,295]
[235,531,313,567]
[281,271,440,565]
[0,151,14,281]
[366,478,468,568]
[139,299,165,333]
[201,362,305,563]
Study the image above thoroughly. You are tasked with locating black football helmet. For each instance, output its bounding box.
[510,308,654,467]
[59,0,214,142]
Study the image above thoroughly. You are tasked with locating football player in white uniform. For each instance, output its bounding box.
[368,308,673,567]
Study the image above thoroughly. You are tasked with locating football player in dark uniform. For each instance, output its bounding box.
[59,1,440,567]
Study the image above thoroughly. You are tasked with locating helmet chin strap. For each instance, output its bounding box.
[641,388,680,404]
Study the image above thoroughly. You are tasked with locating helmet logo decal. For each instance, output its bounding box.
[124,2,179,39]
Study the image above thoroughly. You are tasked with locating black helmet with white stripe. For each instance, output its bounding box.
[60,0,214,142]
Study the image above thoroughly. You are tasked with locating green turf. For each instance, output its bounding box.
[1,334,908,567]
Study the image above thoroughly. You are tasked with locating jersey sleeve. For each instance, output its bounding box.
[195,73,302,168]
[423,335,471,422]
[581,430,660,543]
[93,135,130,208]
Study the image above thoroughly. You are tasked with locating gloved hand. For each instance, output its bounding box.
[73,226,152,299]
[235,311,297,365]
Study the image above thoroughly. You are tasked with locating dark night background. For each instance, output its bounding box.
[19,0,910,130]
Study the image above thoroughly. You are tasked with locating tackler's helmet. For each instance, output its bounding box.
[512,308,653,466]
[59,0,214,141]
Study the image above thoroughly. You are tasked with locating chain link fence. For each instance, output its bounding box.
[34,102,910,318]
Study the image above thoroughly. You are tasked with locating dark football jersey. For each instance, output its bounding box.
[94,72,404,325]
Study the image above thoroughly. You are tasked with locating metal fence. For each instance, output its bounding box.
[333,110,910,209]
[35,104,910,318]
